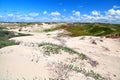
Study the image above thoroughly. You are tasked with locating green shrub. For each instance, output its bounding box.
[0,29,30,48]
[0,40,16,48]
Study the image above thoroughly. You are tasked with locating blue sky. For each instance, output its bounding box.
[0,0,120,23]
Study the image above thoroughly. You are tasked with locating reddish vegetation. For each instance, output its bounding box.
[106,33,120,39]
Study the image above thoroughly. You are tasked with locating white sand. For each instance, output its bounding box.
[0,24,120,80]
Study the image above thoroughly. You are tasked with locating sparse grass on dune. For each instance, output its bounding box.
[66,63,106,80]
[38,42,87,60]
[37,42,105,80]
[48,62,106,80]
[38,42,98,67]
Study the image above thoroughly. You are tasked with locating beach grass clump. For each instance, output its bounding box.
[49,62,106,80]
[38,42,98,67]
[67,64,106,80]
[38,42,87,60]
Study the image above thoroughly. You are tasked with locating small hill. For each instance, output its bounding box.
[58,23,120,37]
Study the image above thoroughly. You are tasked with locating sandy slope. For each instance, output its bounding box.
[0,25,120,80]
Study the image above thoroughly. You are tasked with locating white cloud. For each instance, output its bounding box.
[16,15,22,18]
[80,8,120,23]
[105,8,120,23]
[83,14,87,17]
[0,15,3,18]
[69,11,81,22]
[70,16,74,19]
[52,18,59,21]
[50,11,61,16]
[62,16,65,18]
[73,11,80,17]
[1,8,120,23]
[43,11,47,14]
[114,10,120,15]
[7,14,14,17]
[28,12,39,17]
[91,10,100,16]
[113,5,120,9]
[107,9,120,16]
[83,15,95,20]
[107,9,116,15]
[82,13,107,23]
[19,16,33,21]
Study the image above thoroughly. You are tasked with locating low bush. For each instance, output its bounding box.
[0,29,30,48]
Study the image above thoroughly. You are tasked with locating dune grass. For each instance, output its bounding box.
[38,42,98,67]
[66,64,106,80]
[38,42,87,60]
[48,62,106,80]
[38,42,102,79]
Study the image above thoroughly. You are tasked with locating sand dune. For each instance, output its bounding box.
[0,24,120,80]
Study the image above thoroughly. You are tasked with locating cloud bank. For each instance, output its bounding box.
[0,6,120,24]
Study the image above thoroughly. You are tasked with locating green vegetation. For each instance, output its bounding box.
[66,64,106,80]
[49,62,106,80]
[60,25,90,36]
[0,40,16,48]
[0,29,30,48]
[42,23,120,37]
[38,42,87,60]
[38,42,98,67]
[59,23,120,37]
[0,26,7,29]
[42,27,60,32]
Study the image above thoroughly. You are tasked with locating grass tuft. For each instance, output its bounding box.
[66,64,106,80]
[38,42,98,67]
[38,42,87,60]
